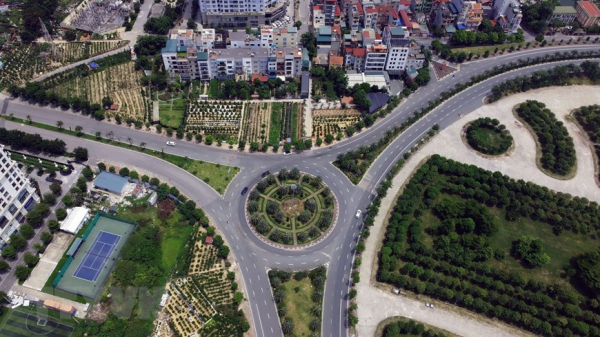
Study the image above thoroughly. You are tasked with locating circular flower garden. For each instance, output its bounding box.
[465,117,513,156]
[246,168,336,246]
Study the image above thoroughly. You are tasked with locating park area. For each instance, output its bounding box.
[0,41,128,90]
[246,168,336,246]
[158,91,186,129]
[377,155,600,336]
[186,100,243,139]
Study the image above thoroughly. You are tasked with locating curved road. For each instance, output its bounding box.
[4,45,600,337]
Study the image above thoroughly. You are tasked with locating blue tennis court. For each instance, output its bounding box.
[72,231,121,282]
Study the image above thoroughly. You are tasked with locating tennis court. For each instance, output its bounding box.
[73,231,121,282]
[52,214,135,299]
[0,310,74,337]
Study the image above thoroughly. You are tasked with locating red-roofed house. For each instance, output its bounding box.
[576,0,600,27]
[399,10,412,32]
[251,74,269,83]
[377,5,400,27]
[343,47,366,70]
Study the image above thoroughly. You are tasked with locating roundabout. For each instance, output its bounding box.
[246,168,337,247]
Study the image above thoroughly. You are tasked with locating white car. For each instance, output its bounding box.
[355,210,362,219]
[166,141,176,146]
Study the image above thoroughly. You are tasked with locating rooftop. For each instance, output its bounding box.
[579,1,600,16]
[94,171,129,194]
[553,5,577,14]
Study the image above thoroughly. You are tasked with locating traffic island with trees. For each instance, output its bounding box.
[268,267,327,336]
[464,117,513,156]
[377,155,600,336]
[514,100,576,178]
[246,168,336,247]
[572,105,600,183]
[378,317,455,337]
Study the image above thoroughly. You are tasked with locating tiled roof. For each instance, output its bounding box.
[353,47,366,56]
[330,55,344,66]
[579,1,600,16]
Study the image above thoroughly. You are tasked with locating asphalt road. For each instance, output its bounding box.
[4,45,599,337]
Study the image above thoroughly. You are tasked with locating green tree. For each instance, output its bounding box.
[40,232,53,245]
[14,265,31,282]
[23,252,39,268]
[513,235,550,268]
[19,224,34,239]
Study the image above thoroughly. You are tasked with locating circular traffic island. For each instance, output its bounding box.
[246,168,336,247]
[465,117,513,156]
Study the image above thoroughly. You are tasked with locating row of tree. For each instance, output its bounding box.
[516,100,576,176]
[573,105,600,181]
[378,155,599,336]
[0,128,66,156]
[383,319,449,337]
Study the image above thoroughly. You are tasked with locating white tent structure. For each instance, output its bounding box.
[60,207,90,234]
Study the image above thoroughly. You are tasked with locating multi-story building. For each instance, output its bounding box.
[344,47,366,71]
[0,146,40,249]
[198,0,287,28]
[430,0,459,28]
[547,6,577,25]
[324,0,342,26]
[196,47,303,80]
[313,5,326,29]
[575,0,600,27]
[347,1,365,30]
[492,0,521,33]
[365,8,379,29]
[161,29,203,81]
[364,40,388,71]
[200,28,216,50]
[382,26,410,75]
[412,0,433,13]
[273,27,298,48]
[455,1,483,31]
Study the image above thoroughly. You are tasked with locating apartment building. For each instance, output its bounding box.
[314,5,326,29]
[161,29,203,81]
[198,0,287,27]
[547,6,577,25]
[382,26,410,75]
[575,0,600,27]
[347,1,365,30]
[273,27,298,48]
[324,0,342,26]
[364,40,388,71]
[196,47,303,80]
[492,0,521,32]
[411,0,433,13]
[344,47,366,71]
[0,146,40,249]
[455,1,483,31]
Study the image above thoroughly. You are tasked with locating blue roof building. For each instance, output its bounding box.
[93,172,129,195]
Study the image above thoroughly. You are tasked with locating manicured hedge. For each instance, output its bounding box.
[573,105,600,181]
[466,117,512,155]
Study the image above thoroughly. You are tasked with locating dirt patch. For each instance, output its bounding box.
[158,199,176,220]
[281,198,304,217]
[88,300,110,323]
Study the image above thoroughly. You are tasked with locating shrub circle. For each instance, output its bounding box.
[465,117,513,156]
[245,170,337,248]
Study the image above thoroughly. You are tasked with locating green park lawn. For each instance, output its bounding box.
[282,277,314,336]
[470,127,504,149]
[158,97,186,129]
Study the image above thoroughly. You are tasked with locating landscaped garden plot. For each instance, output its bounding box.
[312,109,362,139]
[186,101,243,138]
[55,40,128,64]
[0,43,52,89]
[378,155,600,336]
[240,103,271,145]
[158,92,187,128]
[377,317,457,337]
[514,100,576,177]
[44,62,147,121]
[247,168,336,246]
[280,102,303,142]
[0,310,74,337]
[165,226,247,336]
[269,102,283,144]
[269,267,327,336]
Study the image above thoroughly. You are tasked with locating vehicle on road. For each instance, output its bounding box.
[166,141,176,146]
[241,187,249,195]
[355,210,362,218]
[261,170,271,178]
[283,152,292,156]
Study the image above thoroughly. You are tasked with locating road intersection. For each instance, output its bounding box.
[3,45,600,336]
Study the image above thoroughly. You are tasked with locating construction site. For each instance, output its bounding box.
[61,0,132,34]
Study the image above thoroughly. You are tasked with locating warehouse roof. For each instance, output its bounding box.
[93,172,129,195]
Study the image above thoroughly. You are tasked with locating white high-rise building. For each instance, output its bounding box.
[0,146,40,249]
[382,26,410,75]
[198,0,287,28]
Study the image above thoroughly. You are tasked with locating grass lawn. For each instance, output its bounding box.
[158,91,186,129]
[282,277,314,336]
[161,221,194,272]
[269,103,283,144]
[470,127,503,149]
[1,115,239,194]
[451,42,524,55]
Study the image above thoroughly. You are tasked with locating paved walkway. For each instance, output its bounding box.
[23,232,73,291]
[356,86,600,337]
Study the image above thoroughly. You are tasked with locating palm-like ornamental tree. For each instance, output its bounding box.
[56,120,64,130]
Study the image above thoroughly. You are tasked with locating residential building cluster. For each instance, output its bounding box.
[161,28,304,81]
[197,0,287,28]
[0,146,40,249]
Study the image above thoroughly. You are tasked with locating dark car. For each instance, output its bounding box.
[241,187,249,195]
[261,170,271,178]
